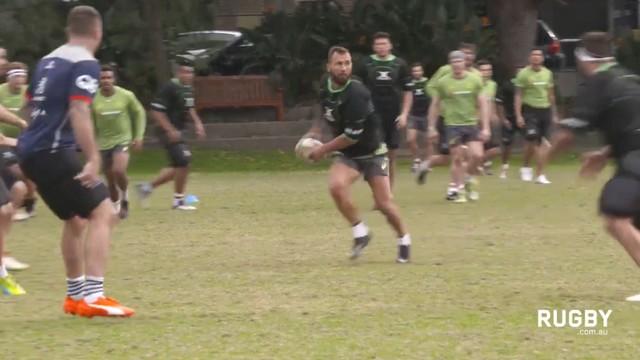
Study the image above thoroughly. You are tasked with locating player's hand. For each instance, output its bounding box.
[167,128,181,143]
[131,139,143,152]
[308,145,325,162]
[195,124,206,140]
[552,114,561,125]
[516,115,525,128]
[479,128,491,143]
[395,114,407,129]
[74,160,101,188]
[428,127,439,142]
[579,150,608,179]
[503,119,512,129]
[17,118,28,129]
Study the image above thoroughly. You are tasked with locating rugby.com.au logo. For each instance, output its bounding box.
[537,309,611,336]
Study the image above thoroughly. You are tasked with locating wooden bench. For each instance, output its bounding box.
[194,75,285,121]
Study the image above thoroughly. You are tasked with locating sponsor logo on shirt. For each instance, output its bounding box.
[376,71,392,81]
[75,75,99,94]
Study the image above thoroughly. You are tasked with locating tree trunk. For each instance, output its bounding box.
[142,0,170,85]
[489,0,539,78]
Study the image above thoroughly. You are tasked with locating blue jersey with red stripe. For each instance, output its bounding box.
[17,44,99,157]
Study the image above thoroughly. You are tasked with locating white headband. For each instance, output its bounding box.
[6,69,27,78]
[574,47,614,63]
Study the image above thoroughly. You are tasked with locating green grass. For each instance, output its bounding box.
[2,153,639,359]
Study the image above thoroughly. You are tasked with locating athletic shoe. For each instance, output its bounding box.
[465,177,480,201]
[499,164,509,179]
[76,296,135,318]
[0,274,26,296]
[446,190,458,201]
[2,256,29,271]
[411,159,420,173]
[135,183,153,207]
[535,175,552,185]
[119,200,129,219]
[396,245,410,263]
[520,167,533,182]
[350,233,371,259]
[173,204,197,211]
[12,209,31,222]
[416,161,430,185]
[483,161,493,176]
[63,296,81,315]
[625,293,640,302]
[453,190,468,203]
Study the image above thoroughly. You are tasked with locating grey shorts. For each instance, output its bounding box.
[100,144,130,172]
[408,115,427,132]
[334,155,389,181]
[446,125,480,147]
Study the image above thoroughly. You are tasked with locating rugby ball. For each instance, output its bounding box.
[295,137,323,162]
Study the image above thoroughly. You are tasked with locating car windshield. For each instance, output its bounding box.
[176,32,239,51]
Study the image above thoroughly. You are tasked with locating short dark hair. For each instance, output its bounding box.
[580,31,613,57]
[7,62,27,72]
[530,47,544,54]
[100,64,115,73]
[458,42,477,52]
[476,59,492,67]
[372,32,391,43]
[328,46,350,61]
[67,5,101,36]
[410,62,423,69]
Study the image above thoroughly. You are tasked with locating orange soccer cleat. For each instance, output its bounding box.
[63,296,81,315]
[76,297,135,318]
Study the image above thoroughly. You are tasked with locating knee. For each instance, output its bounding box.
[375,198,396,215]
[112,168,127,179]
[0,202,14,219]
[604,216,632,235]
[329,180,348,199]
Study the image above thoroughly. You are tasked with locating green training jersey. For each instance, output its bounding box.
[434,72,484,126]
[0,83,26,137]
[92,86,146,150]
[427,64,482,97]
[483,79,498,101]
[514,66,554,109]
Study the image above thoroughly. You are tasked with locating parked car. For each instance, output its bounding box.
[536,19,565,69]
[172,30,260,76]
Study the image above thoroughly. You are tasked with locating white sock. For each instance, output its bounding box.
[0,264,7,278]
[419,160,431,171]
[66,276,85,301]
[121,189,128,201]
[398,234,411,246]
[352,222,368,238]
[84,276,105,303]
[502,164,509,170]
[173,193,185,206]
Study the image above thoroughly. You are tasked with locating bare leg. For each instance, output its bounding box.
[604,216,640,267]
[407,129,418,160]
[105,168,118,203]
[174,166,189,195]
[466,142,485,177]
[367,175,407,237]
[112,151,130,199]
[0,203,13,263]
[84,200,114,278]
[388,149,396,189]
[62,216,88,278]
[523,141,535,168]
[328,162,362,225]
[151,168,176,189]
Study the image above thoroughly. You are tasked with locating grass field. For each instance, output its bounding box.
[1,150,639,359]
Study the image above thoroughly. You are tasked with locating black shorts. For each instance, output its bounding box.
[100,144,130,172]
[501,117,521,146]
[522,105,551,143]
[334,154,389,181]
[0,170,10,207]
[165,142,192,168]
[20,149,109,220]
[436,116,449,155]
[377,106,401,150]
[1,167,18,190]
[408,114,427,132]
[446,125,480,147]
[0,146,19,167]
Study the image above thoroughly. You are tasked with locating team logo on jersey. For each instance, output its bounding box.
[376,71,392,81]
[35,78,48,95]
[324,107,336,122]
[75,75,99,94]
[414,89,424,96]
[185,97,195,107]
